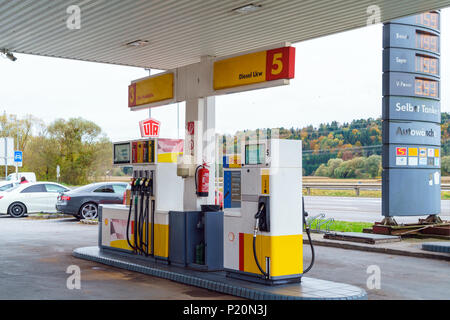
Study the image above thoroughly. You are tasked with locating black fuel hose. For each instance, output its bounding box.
[151,199,155,256]
[141,191,150,255]
[138,190,144,252]
[126,192,137,251]
[303,227,315,274]
[302,197,315,274]
[137,195,145,254]
[136,186,148,256]
[144,192,150,255]
[253,236,269,279]
[253,204,269,279]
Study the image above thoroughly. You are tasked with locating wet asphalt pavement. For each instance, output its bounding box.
[0,214,448,300]
[0,215,238,300]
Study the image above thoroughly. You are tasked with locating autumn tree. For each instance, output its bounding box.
[0,112,43,150]
[442,156,450,175]
[44,118,112,185]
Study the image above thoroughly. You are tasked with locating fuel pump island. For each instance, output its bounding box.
[74,44,367,300]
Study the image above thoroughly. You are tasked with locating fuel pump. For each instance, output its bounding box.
[223,138,303,285]
[103,138,184,263]
[251,195,315,280]
[132,170,156,257]
[126,170,151,255]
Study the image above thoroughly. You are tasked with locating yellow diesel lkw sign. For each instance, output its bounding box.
[213,51,267,90]
[213,46,295,91]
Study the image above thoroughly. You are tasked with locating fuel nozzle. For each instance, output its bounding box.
[144,177,152,194]
[138,177,146,194]
[134,177,142,193]
[253,219,259,237]
[130,178,137,192]
[302,197,309,230]
[254,203,265,237]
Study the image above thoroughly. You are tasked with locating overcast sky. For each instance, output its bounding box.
[0,9,449,142]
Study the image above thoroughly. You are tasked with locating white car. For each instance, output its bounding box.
[0,182,70,218]
[0,180,20,192]
[6,172,37,183]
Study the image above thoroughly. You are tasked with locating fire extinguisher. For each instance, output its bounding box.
[195,162,209,197]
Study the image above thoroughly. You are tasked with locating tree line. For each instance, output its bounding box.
[225,112,449,177]
[0,113,112,185]
[3,112,448,184]
[315,155,382,179]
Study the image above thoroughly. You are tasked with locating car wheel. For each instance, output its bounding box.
[79,203,98,220]
[8,202,27,218]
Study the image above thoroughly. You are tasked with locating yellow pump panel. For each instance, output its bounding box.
[242,233,303,277]
[108,222,169,258]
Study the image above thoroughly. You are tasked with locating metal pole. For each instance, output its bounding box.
[146,68,152,119]
[16,127,18,179]
[4,137,7,180]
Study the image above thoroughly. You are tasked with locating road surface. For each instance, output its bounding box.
[304,196,450,223]
[0,215,238,300]
[0,215,448,300]
[303,244,450,300]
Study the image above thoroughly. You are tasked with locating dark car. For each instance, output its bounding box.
[56,182,128,219]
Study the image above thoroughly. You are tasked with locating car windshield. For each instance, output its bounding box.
[70,184,98,193]
[6,174,25,181]
[6,185,21,192]
[0,183,14,191]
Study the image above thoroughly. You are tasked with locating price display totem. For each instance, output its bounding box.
[382,11,441,220]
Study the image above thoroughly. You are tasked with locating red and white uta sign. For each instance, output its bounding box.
[139,118,161,138]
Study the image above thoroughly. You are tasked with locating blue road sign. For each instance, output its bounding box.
[14,151,22,162]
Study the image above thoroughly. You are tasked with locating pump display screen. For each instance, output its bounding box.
[416,31,438,52]
[415,54,438,75]
[132,140,155,163]
[114,143,131,164]
[415,78,438,97]
[245,144,264,165]
[383,72,440,99]
[415,12,439,30]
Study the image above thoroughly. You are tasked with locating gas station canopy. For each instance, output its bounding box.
[1,0,450,69]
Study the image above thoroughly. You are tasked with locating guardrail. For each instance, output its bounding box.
[303,183,450,196]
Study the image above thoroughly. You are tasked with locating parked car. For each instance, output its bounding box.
[0,180,20,192]
[0,182,70,218]
[56,182,128,220]
[6,172,36,183]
